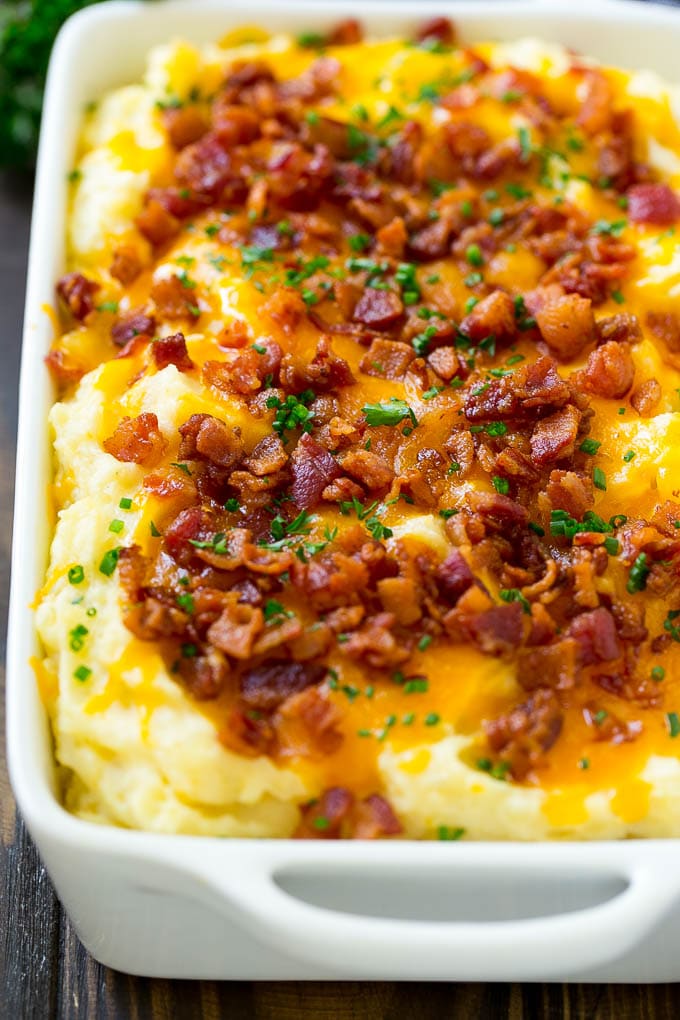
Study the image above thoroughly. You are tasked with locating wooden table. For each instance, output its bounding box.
[1,172,679,1019]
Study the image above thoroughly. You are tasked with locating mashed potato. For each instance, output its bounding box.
[38,22,680,839]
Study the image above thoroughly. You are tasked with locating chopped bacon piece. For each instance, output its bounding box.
[646,311,680,352]
[535,294,596,361]
[243,434,288,476]
[576,70,613,136]
[468,602,525,656]
[291,432,342,510]
[352,794,403,839]
[162,105,208,149]
[325,18,363,44]
[465,356,571,423]
[295,787,354,839]
[575,340,635,399]
[151,274,200,320]
[135,198,180,246]
[207,602,264,659]
[275,685,343,756]
[352,289,404,329]
[627,183,680,226]
[342,612,410,668]
[544,470,593,519]
[530,404,581,466]
[460,290,516,344]
[376,217,408,258]
[174,133,238,199]
[56,273,99,321]
[360,338,415,380]
[596,313,642,346]
[631,378,662,417]
[408,216,454,260]
[468,491,529,530]
[111,310,156,348]
[179,649,230,701]
[427,346,460,382]
[339,448,393,491]
[219,708,274,757]
[152,332,194,372]
[435,550,474,604]
[280,337,353,391]
[485,688,563,779]
[415,16,456,46]
[103,412,167,466]
[240,661,327,712]
[517,639,579,691]
[44,348,85,385]
[567,607,621,666]
[110,245,143,285]
[264,288,305,335]
[212,101,260,147]
[178,413,244,469]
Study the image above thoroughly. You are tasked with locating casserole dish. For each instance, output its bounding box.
[10,0,680,980]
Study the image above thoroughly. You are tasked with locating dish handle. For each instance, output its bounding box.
[195,851,678,979]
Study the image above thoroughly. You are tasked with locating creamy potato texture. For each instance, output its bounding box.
[36,26,680,838]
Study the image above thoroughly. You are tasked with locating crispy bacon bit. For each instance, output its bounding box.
[111,310,155,348]
[110,245,143,285]
[485,688,563,779]
[596,313,642,346]
[281,337,354,391]
[339,448,393,491]
[646,311,680,352]
[179,649,230,700]
[275,685,343,756]
[103,413,167,466]
[207,602,264,659]
[468,602,525,657]
[291,432,342,510]
[631,378,662,417]
[567,607,621,666]
[152,332,194,372]
[151,274,201,320]
[535,294,596,361]
[343,612,410,668]
[295,787,354,839]
[436,550,474,604]
[460,290,516,344]
[136,198,180,246]
[376,217,408,258]
[465,356,571,423]
[544,470,593,519]
[576,70,613,136]
[352,289,404,329]
[219,708,274,757]
[427,346,460,382]
[325,18,363,45]
[352,794,403,839]
[575,340,635,398]
[241,661,327,712]
[517,639,579,691]
[175,133,238,198]
[56,273,99,321]
[415,16,456,46]
[468,491,529,530]
[162,105,208,149]
[178,413,244,469]
[530,404,581,466]
[627,183,680,226]
[243,434,288,476]
[360,338,415,380]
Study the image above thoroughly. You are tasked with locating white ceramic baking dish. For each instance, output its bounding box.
[10,0,680,982]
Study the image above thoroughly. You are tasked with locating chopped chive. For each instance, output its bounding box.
[418,634,433,652]
[119,497,132,510]
[465,244,484,267]
[593,467,607,491]
[437,826,465,841]
[492,476,510,495]
[667,712,680,738]
[651,666,666,682]
[108,519,124,534]
[68,565,84,585]
[150,521,161,537]
[73,665,92,682]
[579,438,601,455]
[98,548,121,577]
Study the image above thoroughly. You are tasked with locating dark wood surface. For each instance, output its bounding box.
[2,173,680,1020]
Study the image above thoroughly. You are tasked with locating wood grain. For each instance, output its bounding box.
[2,170,680,1019]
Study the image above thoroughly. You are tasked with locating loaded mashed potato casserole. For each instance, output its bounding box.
[36,16,680,839]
